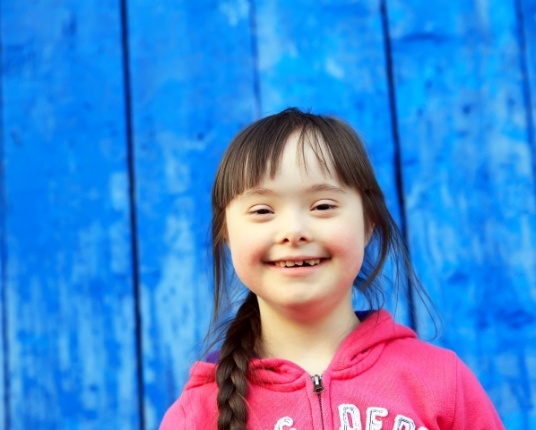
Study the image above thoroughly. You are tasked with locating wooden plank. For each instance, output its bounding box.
[1,0,7,423]
[125,1,258,427]
[255,0,412,323]
[386,1,536,427]
[0,221,5,428]
[0,94,6,430]
[520,0,536,163]
[1,1,140,428]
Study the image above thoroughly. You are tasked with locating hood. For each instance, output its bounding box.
[185,310,416,391]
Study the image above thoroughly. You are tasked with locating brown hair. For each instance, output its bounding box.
[210,108,427,430]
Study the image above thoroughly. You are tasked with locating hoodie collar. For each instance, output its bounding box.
[186,310,416,390]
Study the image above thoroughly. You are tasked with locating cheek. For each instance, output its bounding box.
[229,241,253,267]
[334,235,365,261]
[229,248,262,291]
[227,216,270,261]
[327,223,367,266]
[227,237,264,280]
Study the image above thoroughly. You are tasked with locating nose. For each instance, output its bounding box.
[275,210,312,246]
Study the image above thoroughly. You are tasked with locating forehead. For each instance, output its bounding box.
[264,130,336,181]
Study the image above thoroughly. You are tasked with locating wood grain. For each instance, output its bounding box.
[386,1,536,427]
[0,1,140,428]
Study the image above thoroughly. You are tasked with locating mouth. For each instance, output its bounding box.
[270,259,323,268]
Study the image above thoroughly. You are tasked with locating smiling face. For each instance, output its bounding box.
[225,132,370,322]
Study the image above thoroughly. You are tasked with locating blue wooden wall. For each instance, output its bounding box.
[0,0,534,429]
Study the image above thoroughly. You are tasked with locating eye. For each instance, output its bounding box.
[313,202,336,211]
[248,205,273,216]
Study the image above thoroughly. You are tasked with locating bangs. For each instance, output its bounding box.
[213,109,376,210]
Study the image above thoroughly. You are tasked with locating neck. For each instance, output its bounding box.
[258,301,359,375]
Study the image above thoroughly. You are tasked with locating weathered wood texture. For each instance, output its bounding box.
[521,0,536,140]
[521,0,536,191]
[386,1,536,428]
[1,1,140,428]
[0,0,534,428]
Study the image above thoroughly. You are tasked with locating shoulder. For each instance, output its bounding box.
[382,337,504,428]
[382,333,487,393]
[449,354,505,428]
[159,362,219,430]
[379,335,461,396]
[356,310,460,379]
[386,335,459,372]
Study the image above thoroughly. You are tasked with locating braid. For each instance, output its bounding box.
[216,292,261,430]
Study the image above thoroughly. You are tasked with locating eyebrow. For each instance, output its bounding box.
[241,183,346,198]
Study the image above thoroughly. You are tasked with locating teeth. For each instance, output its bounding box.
[275,259,321,267]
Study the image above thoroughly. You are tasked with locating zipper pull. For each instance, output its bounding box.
[312,374,324,393]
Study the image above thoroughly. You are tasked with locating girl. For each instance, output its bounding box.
[160,108,503,430]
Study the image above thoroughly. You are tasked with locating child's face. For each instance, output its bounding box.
[225,132,370,321]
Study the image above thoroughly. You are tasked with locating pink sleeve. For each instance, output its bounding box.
[159,388,218,430]
[159,397,187,430]
[450,357,505,429]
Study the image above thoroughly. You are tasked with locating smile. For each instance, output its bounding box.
[272,259,321,268]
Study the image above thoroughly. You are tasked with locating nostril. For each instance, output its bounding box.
[277,229,311,245]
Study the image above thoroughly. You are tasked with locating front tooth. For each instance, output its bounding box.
[285,261,296,267]
[306,259,320,266]
[294,261,303,266]
[276,261,286,267]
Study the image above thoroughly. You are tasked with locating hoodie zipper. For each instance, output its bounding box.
[312,374,325,430]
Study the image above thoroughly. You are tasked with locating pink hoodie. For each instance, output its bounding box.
[160,310,504,429]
